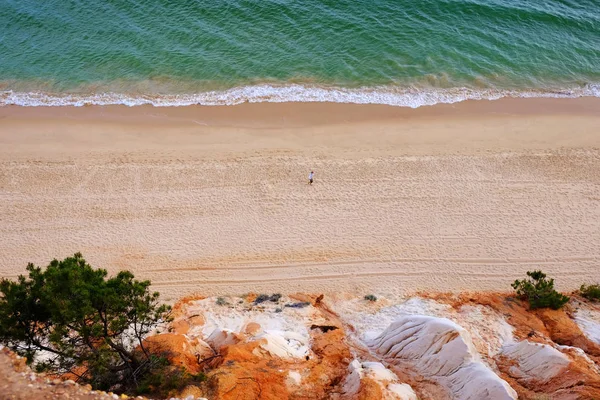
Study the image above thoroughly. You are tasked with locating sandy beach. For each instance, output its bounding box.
[1,98,599,302]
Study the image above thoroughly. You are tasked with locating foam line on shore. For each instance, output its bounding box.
[1,83,599,108]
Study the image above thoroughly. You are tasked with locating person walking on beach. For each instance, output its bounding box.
[308,171,314,185]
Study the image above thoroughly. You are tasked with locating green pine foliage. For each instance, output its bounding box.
[580,284,600,301]
[0,253,173,393]
[511,270,570,310]
[134,355,205,396]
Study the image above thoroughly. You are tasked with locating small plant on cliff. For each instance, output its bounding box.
[511,270,570,310]
[0,253,172,393]
[269,293,282,302]
[254,294,271,304]
[135,355,205,396]
[364,294,377,302]
[216,296,228,306]
[580,284,600,301]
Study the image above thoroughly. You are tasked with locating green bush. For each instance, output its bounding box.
[580,284,600,301]
[511,270,569,310]
[254,294,270,304]
[136,356,205,397]
[364,294,377,302]
[269,293,282,302]
[252,293,282,304]
[216,297,228,306]
[0,253,173,393]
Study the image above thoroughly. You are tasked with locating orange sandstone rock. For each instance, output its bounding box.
[143,333,204,373]
[204,341,290,400]
[498,351,600,400]
[171,294,206,319]
[301,329,352,399]
[535,308,600,359]
[171,319,191,335]
[245,293,258,303]
[356,377,384,400]
[177,384,206,399]
[208,363,289,400]
[244,322,262,336]
[189,314,206,327]
[427,292,551,342]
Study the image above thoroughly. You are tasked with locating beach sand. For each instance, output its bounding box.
[1,99,599,302]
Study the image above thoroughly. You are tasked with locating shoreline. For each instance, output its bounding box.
[1,98,599,302]
[2,97,600,157]
[2,82,599,108]
[3,96,600,124]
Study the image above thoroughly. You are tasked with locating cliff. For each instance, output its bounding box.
[2,292,600,400]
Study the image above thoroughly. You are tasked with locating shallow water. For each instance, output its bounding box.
[1,0,599,106]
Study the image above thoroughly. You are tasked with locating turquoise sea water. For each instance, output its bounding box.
[0,0,599,107]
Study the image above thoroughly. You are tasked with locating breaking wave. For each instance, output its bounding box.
[1,83,599,108]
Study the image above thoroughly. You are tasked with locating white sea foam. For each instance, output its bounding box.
[1,83,599,108]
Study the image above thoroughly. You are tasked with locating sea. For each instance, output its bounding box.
[0,0,599,107]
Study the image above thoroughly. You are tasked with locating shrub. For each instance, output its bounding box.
[136,356,205,397]
[511,270,569,310]
[269,293,282,302]
[285,302,310,309]
[216,297,228,306]
[254,294,270,304]
[0,253,172,393]
[254,293,281,304]
[364,294,378,302]
[580,284,600,301]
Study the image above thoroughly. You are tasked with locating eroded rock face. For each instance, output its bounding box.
[142,333,213,374]
[10,293,600,400]
[369,315,517,400]
[572,296,600,348]
[165,294,356,399]
[500,340,570,382]
[206,328,242,351]
[343,360,418,400]
[536,308,600,359]
[164,294,600,400]
[198,320,354,400]
[304,328,353,398]
[255,330,310,359]
[205,342,290,400]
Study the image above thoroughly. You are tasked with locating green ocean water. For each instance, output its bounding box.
[0,0,599,106]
